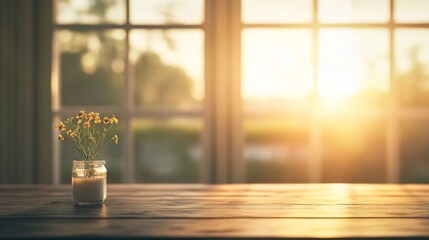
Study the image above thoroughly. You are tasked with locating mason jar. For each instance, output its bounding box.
[72,160,107,205]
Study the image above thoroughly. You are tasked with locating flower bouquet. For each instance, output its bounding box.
[55,110,119,205]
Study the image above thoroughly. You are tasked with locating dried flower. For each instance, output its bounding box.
[55,122,67,132]
[69,131,77,138]
[112,135,119,144]
[65,117,74,123]
[110,115,119,124]
[77,110,85,118]
[55,110,119,160]
[94,116,101,124]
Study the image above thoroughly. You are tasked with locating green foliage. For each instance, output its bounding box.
[134,52,193,106]
[61,49,122,105]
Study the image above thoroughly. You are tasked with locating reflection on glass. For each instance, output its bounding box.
[130,30,204,109]
[59,30,125,105]
[400,119,429,183]
[134,118,201,183]
[60,121,123,183]
[242,0,312,23]
[318,29,389,107]
[242,29,313,113]
[245,116,309,183]
[56,0,125,24]
[130,0,204,24]
[319,0,389,23]
[395,0,429,23]
[395,29,429,106]
[322,117,385,183]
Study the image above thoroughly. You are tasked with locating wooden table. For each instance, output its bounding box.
[1,184,429,239]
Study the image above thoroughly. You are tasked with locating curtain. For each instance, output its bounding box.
[0,0,53,183]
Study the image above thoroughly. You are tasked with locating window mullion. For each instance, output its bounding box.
[123,0,135,183]
[215,0,230,183]
[386,0,400,183]
[308,0,322,183]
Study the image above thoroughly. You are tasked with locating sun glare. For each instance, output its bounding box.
[242,29,313,102]
[243,28,389,109]
[318,30,361,100]
[318,29,389,103]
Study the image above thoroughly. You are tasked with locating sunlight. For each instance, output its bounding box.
[318,30,362,100]
[318,29,390,103]
[242,28,389,109]
[242,29,313,102]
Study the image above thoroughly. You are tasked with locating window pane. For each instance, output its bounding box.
[245,115,309,183]
[130,30,204,109]
[395,0,429,23]
[395,29,429,106]
[242,0,312,23]
[319,0,389,23]
[400,119,429,183]
[242,29,313,113]
[322,117,386,183]
[134,118,202,183]
[130,0,204,24]
[60,117,123,183]
[59,30,125,106]
[318,29,389,107]
[56,0,125,24]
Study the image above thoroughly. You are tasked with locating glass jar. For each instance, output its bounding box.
[72,160,107,205]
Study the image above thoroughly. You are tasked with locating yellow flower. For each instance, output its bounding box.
[58,135,64,141]
[110,115,119,124]
[56,122,67,132]
[103,117,110,125]
[83,121,91,129]
[77,110,85,118]
[88,112,97,120]
[112,134,119,144]
[85,113,93,121]
[94,116,101,124]
[65,117,74,123]
[69,131,77,138]
[77,119,82,124]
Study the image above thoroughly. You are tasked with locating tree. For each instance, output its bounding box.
[133,52,193,107]
[396,45,429,106]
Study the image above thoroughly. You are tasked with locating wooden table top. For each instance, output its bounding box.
[0,184,429,239]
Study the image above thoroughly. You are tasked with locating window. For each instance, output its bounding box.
[53,0,429,184]
[52,0,205,183]
[240,0,429,183]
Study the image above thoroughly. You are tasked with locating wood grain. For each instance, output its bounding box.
[1,184,429,239]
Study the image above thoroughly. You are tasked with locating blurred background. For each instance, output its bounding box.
[2,0,429,184]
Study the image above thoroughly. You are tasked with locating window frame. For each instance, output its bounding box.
[234,0,429,183]
[51,0,212,184]
[52,0,429,184]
